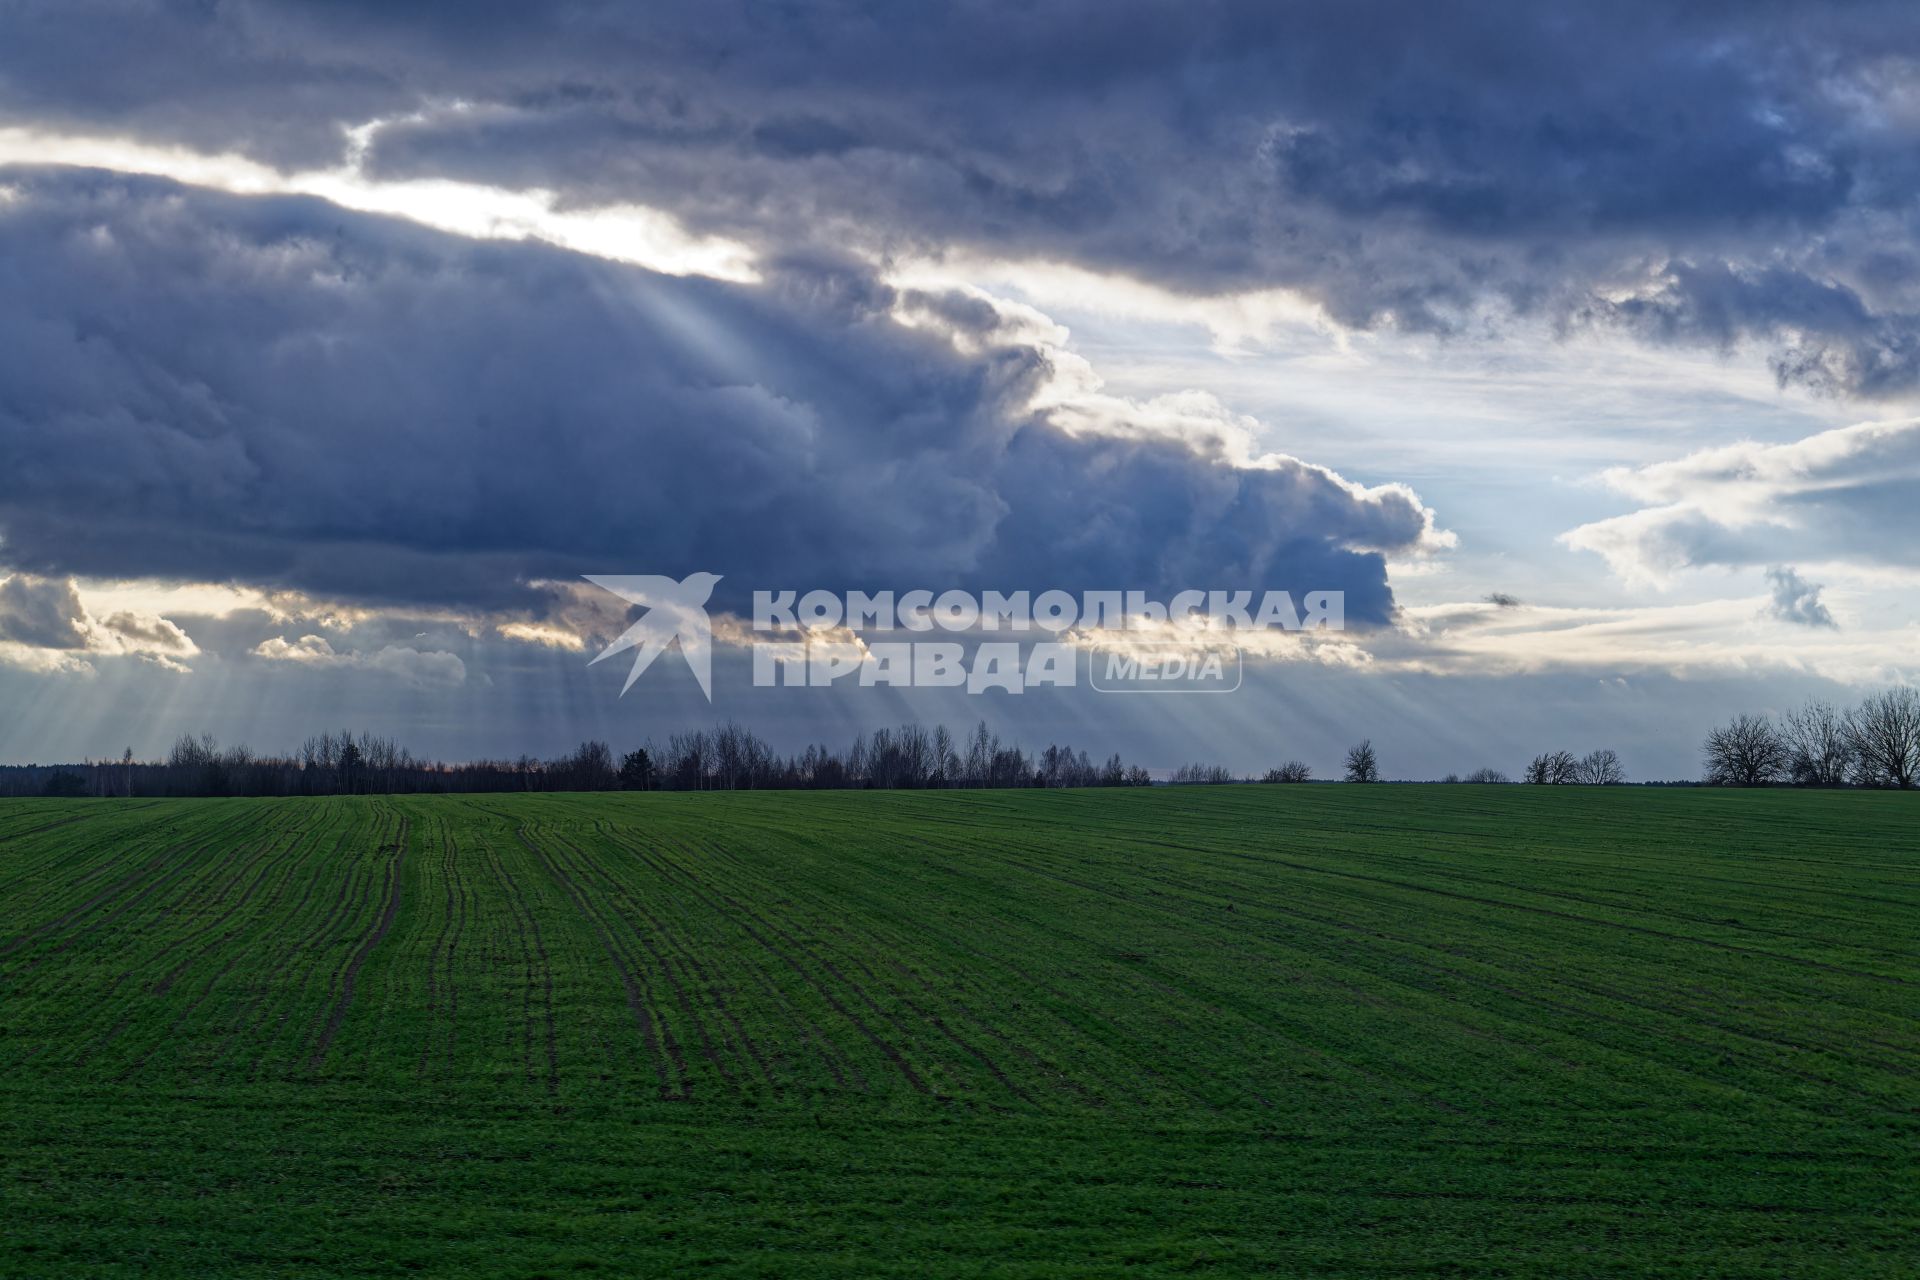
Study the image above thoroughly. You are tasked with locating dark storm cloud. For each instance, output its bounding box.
[1765,567,1837,629]
[1598,261,1920,399]
[10,2,1920,388]
[0,171,1432,622]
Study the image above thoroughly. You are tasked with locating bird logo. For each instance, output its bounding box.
[584,572,723,700]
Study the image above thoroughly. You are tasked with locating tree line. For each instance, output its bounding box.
[8,685,1917,798]
[1215,686,1920,789]
[1,721,1156,799]
[1699,688,1919,788]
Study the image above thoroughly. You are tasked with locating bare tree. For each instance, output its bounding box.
[1702,714,1789,787]
[1575,749,1625,785]
[896,723,933,787]
[1463,767,1510,784]
[1525,750,1578,784]
[1261,761,1312,783]
[965,721,993,787]
[1848,686,1920,788]
[1172,762,1234,784]
[1782,699,1854,786]
[564,740,616,791]
[1344,740,1379,783]
[931,725,957,786]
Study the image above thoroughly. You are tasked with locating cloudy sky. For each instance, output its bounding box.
[2,1,1917,779]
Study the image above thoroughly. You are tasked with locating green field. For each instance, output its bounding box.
[2,787,1916,1277]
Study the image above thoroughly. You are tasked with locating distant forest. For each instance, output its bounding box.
[3,686,1915,798]
[0,722,1155,799]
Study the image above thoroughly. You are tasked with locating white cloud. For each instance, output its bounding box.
[0,644,96,676]
[251,634,342,664]
[889,278,1457,557]
[252,634,468,686]
[495,621,586,651]
[888,253,1336,353]
[1561,416,1920,584]
[0,119,759,282]
[1375,595,1916,685]
[0,572,197,671]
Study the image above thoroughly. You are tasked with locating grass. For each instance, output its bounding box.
[1,785,1916,1277]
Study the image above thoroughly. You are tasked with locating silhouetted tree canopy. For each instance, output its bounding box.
[1344,741,1379,784]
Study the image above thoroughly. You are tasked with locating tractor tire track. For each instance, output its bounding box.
[479,832,557,1093]
[653,836,929,1096]
[511,822,682,1099]
[558,827,749,1092]
[108,808,344,1079]
[608,834,863,1092]
[242,811,388,1078]
[308,813,410,1071]
[418,817,468,1079]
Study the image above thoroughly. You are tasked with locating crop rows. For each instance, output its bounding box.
[1,785,1916,1276]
